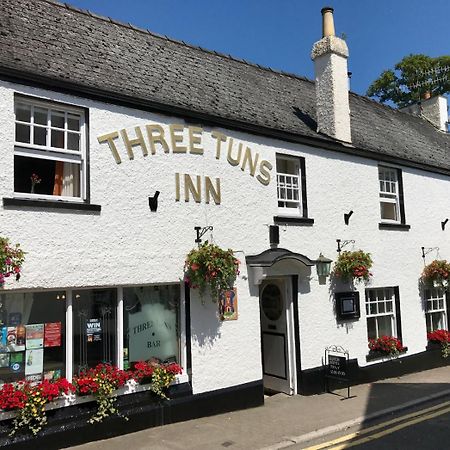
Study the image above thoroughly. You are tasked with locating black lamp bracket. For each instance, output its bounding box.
[336,239,355,253]
[442,219,449,231]
[194,226,213,245]
[421,246,439,261]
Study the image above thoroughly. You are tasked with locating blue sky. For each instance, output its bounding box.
[67,0,449,99]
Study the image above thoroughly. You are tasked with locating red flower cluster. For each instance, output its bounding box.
[73,363,133,394]
[132,360,182,382]
[164,362,183,376]
[0,383,27,410]
[427,329,450,343]
[353,266,370,278]
[368,336,405,355]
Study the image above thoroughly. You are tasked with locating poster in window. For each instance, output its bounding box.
[86,318,102,343]
[0,354,9,368]
[0,327,7,352]
[44,322,62,347]
[26,324,44,349]
[6,326,26,352]
[9,352,24,373]
[219,288,238,321]
[25,349,44,376]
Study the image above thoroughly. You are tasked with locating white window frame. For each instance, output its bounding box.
[366,287,397,339]
[276,154,302,215]
[424,287,448,333]
[378,165,401,224]
[14,96,87,202]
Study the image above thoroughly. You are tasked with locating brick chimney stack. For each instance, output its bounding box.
[311,7,351,143]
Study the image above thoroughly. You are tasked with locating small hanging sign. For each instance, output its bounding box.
[219,288,238,321]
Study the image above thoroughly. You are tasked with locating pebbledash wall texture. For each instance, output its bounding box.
[0,0,450,446]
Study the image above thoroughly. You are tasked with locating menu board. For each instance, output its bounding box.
[44,322,62,347]
[26,324,44,349]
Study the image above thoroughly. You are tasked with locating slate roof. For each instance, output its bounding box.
[0,0,449,173]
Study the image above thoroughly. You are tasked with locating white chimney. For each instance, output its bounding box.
[401,95,449,132]
[311,7,351,143]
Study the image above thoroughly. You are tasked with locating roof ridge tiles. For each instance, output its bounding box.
[39,0,315,85]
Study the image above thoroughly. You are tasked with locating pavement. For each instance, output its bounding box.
[67,365,450,450]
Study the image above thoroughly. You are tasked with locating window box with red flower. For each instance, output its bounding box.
[421,260,450,289]
[427,329,450,358]
[366,336,407,361]
[331,250,373,285]
[184,242,240,301]
[0,361,182,436]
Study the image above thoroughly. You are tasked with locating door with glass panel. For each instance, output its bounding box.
[260,279,295,395]
[73,289,116,375]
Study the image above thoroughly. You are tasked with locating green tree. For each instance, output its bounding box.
[367,54,450,108]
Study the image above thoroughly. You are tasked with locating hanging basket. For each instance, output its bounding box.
[331,250,373,284]
[0,237,25,287]
[184,242,240,301]
[421,260,450,290]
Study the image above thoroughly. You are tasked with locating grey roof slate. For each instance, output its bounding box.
[0,0,449,172]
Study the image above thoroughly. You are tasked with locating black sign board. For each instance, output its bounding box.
[327,355,347,379]
[324,345,354,399]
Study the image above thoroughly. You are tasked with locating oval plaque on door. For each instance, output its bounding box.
[261,283,283,321]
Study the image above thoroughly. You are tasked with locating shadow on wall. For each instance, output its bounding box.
[190,290,222,348]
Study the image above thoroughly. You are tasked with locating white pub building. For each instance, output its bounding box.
[0,0,449,446]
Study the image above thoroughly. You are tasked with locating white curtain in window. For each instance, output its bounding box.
[62,163,79,197]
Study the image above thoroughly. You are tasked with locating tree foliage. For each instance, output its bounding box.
[367,54,450,108]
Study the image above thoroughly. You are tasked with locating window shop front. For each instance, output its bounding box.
[0,284,183,385]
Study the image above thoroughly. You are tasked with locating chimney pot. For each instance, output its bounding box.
[321,7,335,37]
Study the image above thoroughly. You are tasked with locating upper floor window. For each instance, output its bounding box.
[366,287,402,341]
[424,287,448,332]
[378,166,400,222]
[14,96,86,201]
[276,154,306,216]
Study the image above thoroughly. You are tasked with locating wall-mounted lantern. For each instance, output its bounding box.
[316,253,333,277]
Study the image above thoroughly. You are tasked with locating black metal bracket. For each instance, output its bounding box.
[422,246,439,261]
[442,219,448,231]
[194,226,213,244]
[344,210,353,225]
[336,239,355,253]
[148,191,160,212]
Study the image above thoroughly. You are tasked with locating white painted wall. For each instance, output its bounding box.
[1,80,449,393]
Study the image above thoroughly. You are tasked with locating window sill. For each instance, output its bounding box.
[378,223,410,231]
[366,347,408,362]
[274,216,314,226]
[3,197,101,212]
